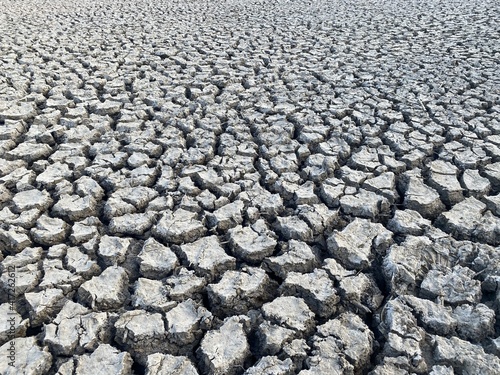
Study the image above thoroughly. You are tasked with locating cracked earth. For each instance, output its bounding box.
[0,0,499,374]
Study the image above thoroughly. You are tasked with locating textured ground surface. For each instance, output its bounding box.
[1,0,500,374]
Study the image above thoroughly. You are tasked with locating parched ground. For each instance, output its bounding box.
[0,0,499,374]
